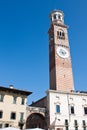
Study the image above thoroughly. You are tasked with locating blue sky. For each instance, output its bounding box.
[0,0,87,104]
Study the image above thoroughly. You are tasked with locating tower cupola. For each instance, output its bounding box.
[50,9,64,25]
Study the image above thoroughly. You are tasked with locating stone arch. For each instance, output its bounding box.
[26,113,46,129]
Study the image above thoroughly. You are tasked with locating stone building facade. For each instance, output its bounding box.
[47,90,87,130]
[0,85,31,129]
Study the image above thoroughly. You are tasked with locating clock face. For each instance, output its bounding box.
[57,47,69,58]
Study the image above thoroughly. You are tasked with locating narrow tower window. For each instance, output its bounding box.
[58,14,61,20]
[60,31,62,36]
[54,14,57,20]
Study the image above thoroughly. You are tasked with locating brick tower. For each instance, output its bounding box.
[48,10,74,91]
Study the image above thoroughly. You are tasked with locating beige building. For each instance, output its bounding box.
[0,85,32,129]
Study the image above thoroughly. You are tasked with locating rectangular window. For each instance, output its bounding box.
[84,107,87,114]
[0,111,3,118]
[71,106,74,114]
[65,120,68,130]
[75,127,78,130]
[74,120,78,126]
[83,127,86,130]
[56,105,60,113]
[65,127,68,130]
[65,119,68,126]
[10,112,16,120]
[21,98,25,105]
[0,124,2,128]
[83,120,86,130]
[0,94,4,102]
[13,96,17,104]
[4,124,9,127]
[74,120,78,130]
[20,112,24,121]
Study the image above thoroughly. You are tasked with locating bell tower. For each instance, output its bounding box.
[48,10,74,92]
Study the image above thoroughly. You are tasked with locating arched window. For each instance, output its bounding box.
[57,29,65,39]
[54,14,57,20]
[58,14,61,19]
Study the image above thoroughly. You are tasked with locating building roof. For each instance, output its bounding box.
[0,86,32,96]
[47,89,87,96]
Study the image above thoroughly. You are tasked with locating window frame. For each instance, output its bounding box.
[74,120,78,130]
[0,111,3,119]
[82,120,86,130]
[56,105,60,113]
[0,94,4,102]
[57,30,65,40]
[84,107,87,115]
[20,112,24,121]
[0,124,2,128]
[13,96,17,104]
[65,119,68,130]
[58,14,61,20]
[53,14,57,20]
[70,106,75,114]
[10,112,16,120]
[21,98,25,105]
[4,124,9,128]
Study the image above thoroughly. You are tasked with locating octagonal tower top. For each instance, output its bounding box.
[50,9,64,24]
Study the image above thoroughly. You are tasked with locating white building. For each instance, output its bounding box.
[47,90,87,130]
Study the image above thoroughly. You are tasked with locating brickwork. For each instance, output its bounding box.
[49,10,74,92]
[30,96,47,108]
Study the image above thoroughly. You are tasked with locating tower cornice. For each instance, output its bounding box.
[52,23,68,28]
